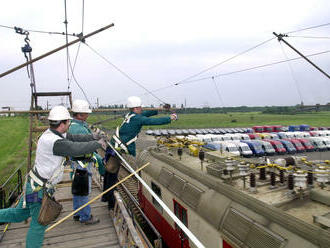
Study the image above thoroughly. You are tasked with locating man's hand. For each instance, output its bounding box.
[92,129,107,140]
[97,138,108,150]
[170,113,178,121]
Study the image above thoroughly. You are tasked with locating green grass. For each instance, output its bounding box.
[0,117,29,184]
[89,111,330,130]
[1,111,329,181]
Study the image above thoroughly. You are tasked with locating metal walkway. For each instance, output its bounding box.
[1,173,120,248]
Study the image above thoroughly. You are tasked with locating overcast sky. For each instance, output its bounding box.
[1,0,329,110]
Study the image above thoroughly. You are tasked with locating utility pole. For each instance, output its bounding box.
[273,32,330,80]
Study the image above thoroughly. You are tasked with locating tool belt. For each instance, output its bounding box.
[71,168,89,196]
[38,191,63,226]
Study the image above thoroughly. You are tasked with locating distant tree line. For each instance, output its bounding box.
[96,104,330,114]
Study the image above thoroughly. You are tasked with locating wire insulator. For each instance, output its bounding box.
[250,172,256,188]
[177,147,183,160]
[279,170,285,184]
[259,167,266,180]
[198,150,205,162]
[270,172,276,187]
[288,174,294,190]
[307,170,313,186]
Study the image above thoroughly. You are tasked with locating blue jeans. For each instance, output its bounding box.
[71,161,92,222]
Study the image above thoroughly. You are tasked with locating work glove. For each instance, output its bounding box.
[97,138,108,150]
[93,129,108,140]
[170,113,178,121]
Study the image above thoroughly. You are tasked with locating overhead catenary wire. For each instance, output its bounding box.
[83,42,168,104]
[174,49,330,85]
[105,49,330,106]
[67,0,85,93]
[0,24,78,37]
[106,37,276,106]
[288,35,330,39]
[172,37,276,86]
[285,22,330,34]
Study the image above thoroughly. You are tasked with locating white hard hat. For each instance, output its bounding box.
[127,96,142,108]
[48,106,72,121]
[72,99,92,113]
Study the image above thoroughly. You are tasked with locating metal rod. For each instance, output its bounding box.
[0,107,172,115]
[0,23,114,78]
[45,162,150,233]
[273,32,330,80]
[107,141,206,248]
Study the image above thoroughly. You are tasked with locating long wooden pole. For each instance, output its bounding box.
[0,23,114,78]
[45,162,150,232]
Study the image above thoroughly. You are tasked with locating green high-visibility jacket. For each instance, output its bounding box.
[114,110,171,156]
[68,119,105,175]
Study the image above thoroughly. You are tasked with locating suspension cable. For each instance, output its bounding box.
[279,42,304,104]
[83,42,168,104]
[64,0,70,92]
[67,55,92,106]
[212,76,225,108]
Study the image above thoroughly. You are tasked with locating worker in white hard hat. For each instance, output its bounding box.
[102,96,177,210]
[68,100,105,224]
[0,105,107,248]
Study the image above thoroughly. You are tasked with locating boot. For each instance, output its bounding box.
[82,215,100,225]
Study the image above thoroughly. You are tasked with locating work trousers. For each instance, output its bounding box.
[102,171,118,209]
[73,175,92,222]
[71,160,93,222]
[0,181,46,248]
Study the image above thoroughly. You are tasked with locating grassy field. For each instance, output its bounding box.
[0,111,329,180]
[0,117,29,184]
[89,111,330,130]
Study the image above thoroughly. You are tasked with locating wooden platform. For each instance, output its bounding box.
[1,174,120,248]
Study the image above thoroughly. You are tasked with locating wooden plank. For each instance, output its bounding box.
[1,176,120,248]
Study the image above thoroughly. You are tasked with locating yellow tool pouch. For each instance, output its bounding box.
[38,192,63,226]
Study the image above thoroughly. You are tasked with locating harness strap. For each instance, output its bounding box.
[29,170,46,191]
[113,113,137,154]
[77,160,89,169]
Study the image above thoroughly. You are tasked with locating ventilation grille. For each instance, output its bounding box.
[168,175,186,197]
[158,168,173,187]
[181,183,203,209]
[222,208,286,248]
[222,208,252,246]
[246,223,285,248]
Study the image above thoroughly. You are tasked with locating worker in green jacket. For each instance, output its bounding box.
[69,100,105,224]
[102,96,177,209]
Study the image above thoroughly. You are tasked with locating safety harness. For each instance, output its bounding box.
[112,113,137,154]
[23,162,64,208]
